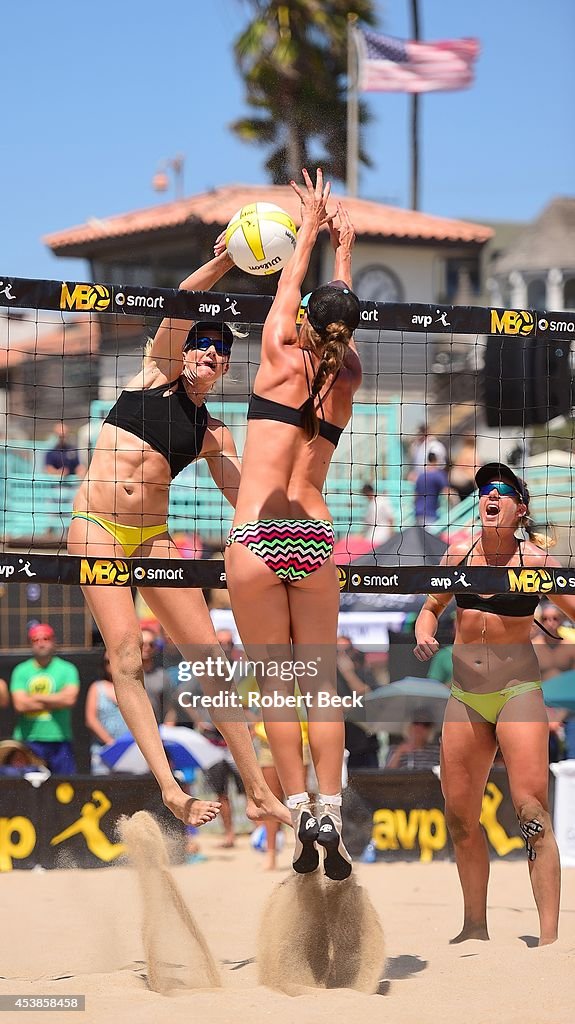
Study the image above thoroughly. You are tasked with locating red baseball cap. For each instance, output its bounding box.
[28,623,55,641]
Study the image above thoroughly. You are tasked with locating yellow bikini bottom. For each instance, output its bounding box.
[450,680,542,725]
[71,512,168,558]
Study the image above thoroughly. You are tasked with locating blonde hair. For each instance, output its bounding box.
[301,321,351,442]
[521,514,556,550]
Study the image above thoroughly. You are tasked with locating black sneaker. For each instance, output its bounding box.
[316,810,352,881]
[291,805,320,874]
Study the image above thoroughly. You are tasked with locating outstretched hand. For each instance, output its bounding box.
[213,230,227,257]
[328,202,356,253]
[290,168,331,232]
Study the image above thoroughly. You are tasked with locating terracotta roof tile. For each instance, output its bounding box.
[0,317,101,370]
[44,185,492,253]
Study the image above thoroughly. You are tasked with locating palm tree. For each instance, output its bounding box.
[231,1,376,184]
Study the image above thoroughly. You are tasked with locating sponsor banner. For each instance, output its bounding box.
[0,776,184,871]
[0,555,575,593]
[343,768,546,862]
[1,275,573,340]
[338,564,575,595]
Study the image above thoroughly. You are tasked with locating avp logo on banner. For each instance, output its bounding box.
[60,283,110,311]
[507,568,554,594]
[337,567,348,590]
[79,559,130,585]
[490,309,534,336]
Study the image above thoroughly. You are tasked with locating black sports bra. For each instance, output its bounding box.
[454,539,540,617]
[247,349,344,447]
[104,378,208,479]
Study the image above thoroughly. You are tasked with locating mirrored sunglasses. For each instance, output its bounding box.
[186,336,232,357]
[479,481,519,499]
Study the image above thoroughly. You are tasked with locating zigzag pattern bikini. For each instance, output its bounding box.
[226,519,335,582]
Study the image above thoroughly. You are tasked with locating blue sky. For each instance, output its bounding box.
[2,0,574,283]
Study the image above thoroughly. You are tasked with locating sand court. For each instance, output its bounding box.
[1,828,574,1024]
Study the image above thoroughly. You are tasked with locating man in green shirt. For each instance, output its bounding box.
[10,623,80,773]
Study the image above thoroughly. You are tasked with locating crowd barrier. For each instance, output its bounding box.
[343,767,552,863]
[1,768,558,871]
[0,775,183,871]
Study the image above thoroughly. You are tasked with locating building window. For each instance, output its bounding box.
[527,278,546,309]
[564,277,575,311]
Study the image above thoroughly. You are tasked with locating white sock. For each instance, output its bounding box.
[286,792,310,809]
[319,793,342,808]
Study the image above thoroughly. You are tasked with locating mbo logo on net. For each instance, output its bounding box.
[490,309,534,337]
[60,283,110,311]
[507,568,553,594]
[79,559,131,586]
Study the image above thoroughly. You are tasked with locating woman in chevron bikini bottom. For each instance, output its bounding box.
[225,169,362,881]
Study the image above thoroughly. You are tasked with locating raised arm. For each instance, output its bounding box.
[203,421,241,508]
[261,169,331,358]
[149,238,234,379]
[327,202,359,357]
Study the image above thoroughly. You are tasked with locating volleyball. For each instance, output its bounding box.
[225,202,297,276]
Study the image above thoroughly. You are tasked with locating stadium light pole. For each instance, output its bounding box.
[346,13,359,197]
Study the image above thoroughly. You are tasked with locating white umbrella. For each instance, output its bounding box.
[101,725,226,774]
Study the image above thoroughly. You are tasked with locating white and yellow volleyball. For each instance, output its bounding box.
[225,202,297,276]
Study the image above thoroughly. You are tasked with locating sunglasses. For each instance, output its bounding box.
[479,482,520,499]
[185,336,232,357]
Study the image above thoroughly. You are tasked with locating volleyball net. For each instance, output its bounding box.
[0,274,574,602]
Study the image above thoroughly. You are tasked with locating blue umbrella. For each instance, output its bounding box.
[100,725,226,774]
[362,677,451,730]
[542,671,575,712]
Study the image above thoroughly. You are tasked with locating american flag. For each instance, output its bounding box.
[357,29,479,94]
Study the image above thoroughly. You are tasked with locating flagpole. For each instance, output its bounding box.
[410,0,420,210]
[346,13,359,197]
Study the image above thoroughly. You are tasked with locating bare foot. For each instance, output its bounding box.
[246,789,292,828]
[217,837,235,849]
[450,925,490,944]
[163,789,220,826]
[538,934,558,947]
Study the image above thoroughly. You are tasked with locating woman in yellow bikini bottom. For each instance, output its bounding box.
[450,679,542,726]
[70,512,167,558]
[413,461,575,945]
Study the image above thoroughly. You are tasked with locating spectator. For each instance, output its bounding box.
[10,623,80,773]
[85,652,128,774]
[336,635,380,769]
[414,452,450,526]
[361,482,395,547]
[0,678,9,708]
[44,422,85,478]
[449,435,477,501]
[385,715,440,770]
[141,628,173,724]
[409,424,447,479]
[0,739,47,776]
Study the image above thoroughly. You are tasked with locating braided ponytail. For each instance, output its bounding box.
[301,322,350,441]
